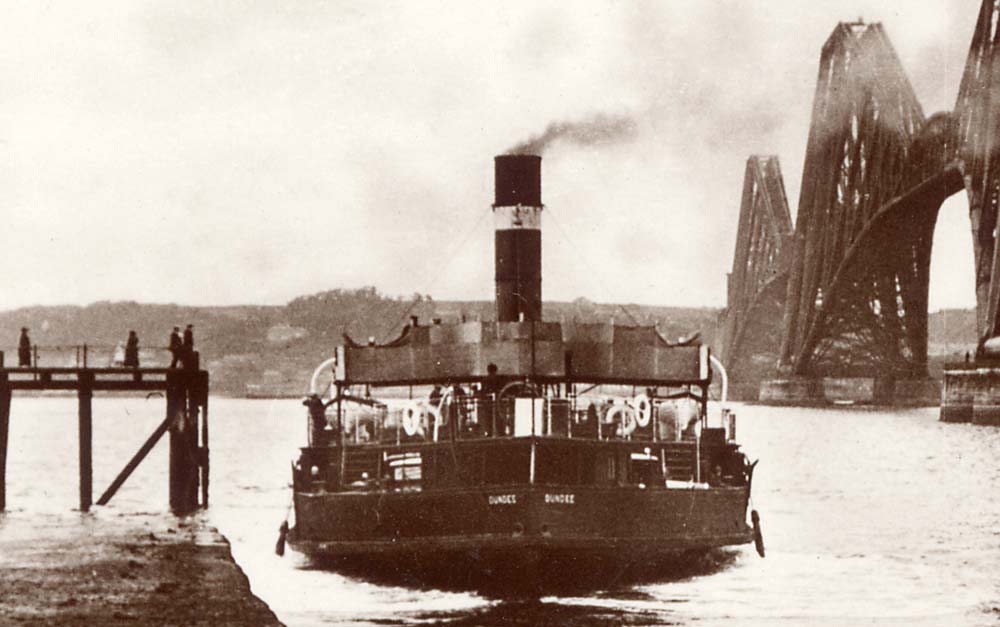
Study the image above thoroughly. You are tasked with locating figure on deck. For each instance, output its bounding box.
[428,385,443,408]
[17,328,31,367]
[451,385,467,438]
[478,363,501,436]
[124,331,140,368]
[303,394,335,446]
[169,327,182,368]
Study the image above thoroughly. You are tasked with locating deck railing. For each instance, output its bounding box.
[321,394,702,446]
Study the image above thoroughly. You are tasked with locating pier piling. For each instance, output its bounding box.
[78,371,93,512]
[0,371,9,512]
[200,371,210,508]
[168,365,202,514]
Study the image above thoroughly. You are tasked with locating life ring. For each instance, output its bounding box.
[606,404,637,437]
[633,393,652,428]
[402,401,421,436]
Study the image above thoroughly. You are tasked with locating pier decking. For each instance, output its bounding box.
[0,513,283,626]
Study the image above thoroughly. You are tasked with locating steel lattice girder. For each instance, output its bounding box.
[726,2,1000,379]
[718,156,792,371]
[956,0,1000,338]
[779,22,926,376]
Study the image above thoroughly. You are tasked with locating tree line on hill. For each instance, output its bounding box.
[0,288,973,396]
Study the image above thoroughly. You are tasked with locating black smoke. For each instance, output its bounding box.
[506,112,637,155]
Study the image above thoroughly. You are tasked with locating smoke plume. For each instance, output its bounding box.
[506,112,637,155]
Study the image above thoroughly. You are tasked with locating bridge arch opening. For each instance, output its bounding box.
[928,191,978,368]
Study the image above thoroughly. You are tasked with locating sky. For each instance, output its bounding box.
[0,0,985,311]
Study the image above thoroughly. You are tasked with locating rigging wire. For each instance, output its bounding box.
[336,209,489,344]
[545,207,644,327]
[374,208,490,343]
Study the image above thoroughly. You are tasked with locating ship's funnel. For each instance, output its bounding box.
[494,155,542,323]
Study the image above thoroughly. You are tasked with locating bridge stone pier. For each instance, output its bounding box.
[941,361,1000,424]
[718,3,1000,415]
[760,377,940,406]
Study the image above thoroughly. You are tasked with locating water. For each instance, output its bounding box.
[2,398,1000,626]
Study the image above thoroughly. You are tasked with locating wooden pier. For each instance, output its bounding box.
[0,350,209,514]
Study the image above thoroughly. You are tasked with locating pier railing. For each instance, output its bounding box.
[0,344,178,369]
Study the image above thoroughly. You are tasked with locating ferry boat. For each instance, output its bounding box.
[285,155,761,589]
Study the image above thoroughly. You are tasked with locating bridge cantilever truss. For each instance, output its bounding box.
[721,2,1000,387]
[717,156,792,388]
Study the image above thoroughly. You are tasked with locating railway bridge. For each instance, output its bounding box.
[718,2,1000,405]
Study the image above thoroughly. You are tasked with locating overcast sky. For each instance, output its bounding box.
[0,0,985,311]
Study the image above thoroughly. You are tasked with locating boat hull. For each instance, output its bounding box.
[288,484,751,590]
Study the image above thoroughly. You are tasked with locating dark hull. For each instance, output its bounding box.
[288,484,751,592]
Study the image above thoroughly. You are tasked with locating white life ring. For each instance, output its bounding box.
[633,393,652,428]
[402,401,422,436]
[426,403,442,440]
[606,404,637,437]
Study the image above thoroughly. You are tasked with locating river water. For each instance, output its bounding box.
[1,397,999,626]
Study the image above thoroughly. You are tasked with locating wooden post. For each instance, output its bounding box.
[169,368,199,514]
[200,370,210,508]
[78,371,93,512]
[0,373,10,512]
[167,371,186,512]
[337,384,346,487]
[183,354,201,510]
[185,371,200,509]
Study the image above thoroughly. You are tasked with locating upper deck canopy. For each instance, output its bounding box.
[335,320,708,387]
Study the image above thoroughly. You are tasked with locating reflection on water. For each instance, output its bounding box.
[3,398,1000,626]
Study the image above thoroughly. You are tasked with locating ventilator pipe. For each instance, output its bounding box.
[709,354,728,406]
[309,357,339,397]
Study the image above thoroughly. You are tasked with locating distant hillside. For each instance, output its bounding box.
[0,290,718,397]
[0,291,974,396]
[927,308,978,355]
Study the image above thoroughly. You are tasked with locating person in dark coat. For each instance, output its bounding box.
[124,331,140,368]
[17,328,31,367]
[303,394,335,447]
[428,385,443,408]
[478,363,501,436]
[182,324,194,367]
[169,327,182,368]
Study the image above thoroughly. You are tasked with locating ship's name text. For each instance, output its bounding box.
[488,494,517,505]
[545,493,575,504]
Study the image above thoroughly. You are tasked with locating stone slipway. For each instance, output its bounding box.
[0,512,283,626]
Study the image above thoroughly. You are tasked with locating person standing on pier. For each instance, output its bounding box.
[169,327,182,368]
[17,328,31,367]
[124,331,140,368]
[182,324,195,367]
